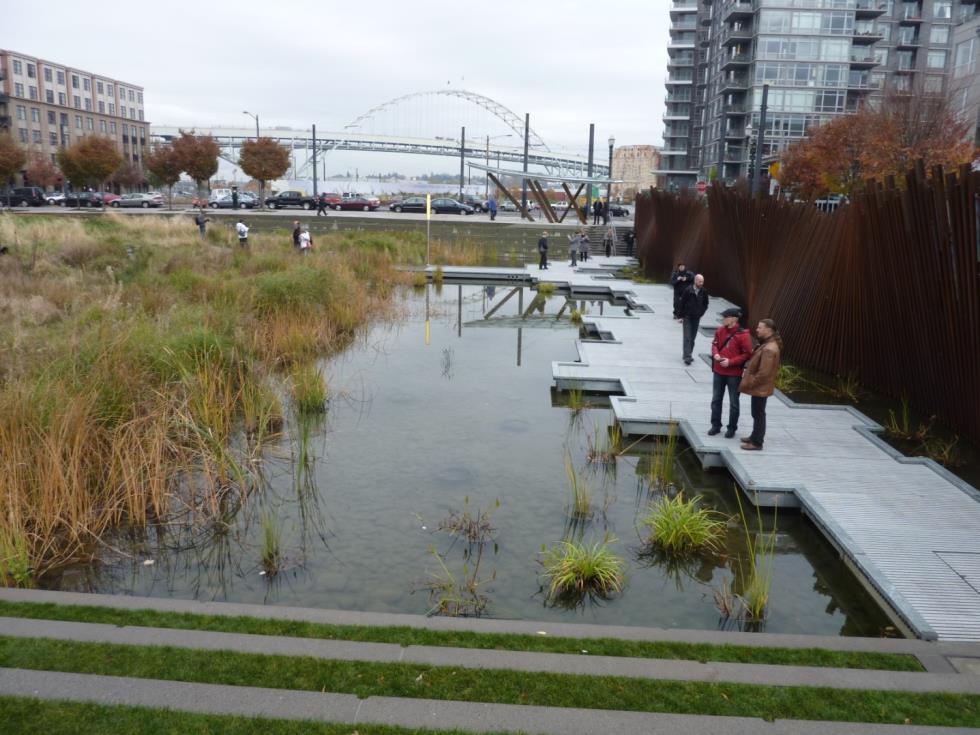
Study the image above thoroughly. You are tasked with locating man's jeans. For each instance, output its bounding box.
[711,373,742,431]
[682,317,700,361]
[750,395,768,446]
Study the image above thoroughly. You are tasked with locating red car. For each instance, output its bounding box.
[101,193,122,205]
[333,195,380,212]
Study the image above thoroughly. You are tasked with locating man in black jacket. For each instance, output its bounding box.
[670,263,695,320]
[678,273,708,365]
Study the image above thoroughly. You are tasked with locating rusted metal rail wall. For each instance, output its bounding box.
[635,164,980,445]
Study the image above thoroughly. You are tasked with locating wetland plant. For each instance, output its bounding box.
[884,396,933,443]
[565,453,593,519]
[432,265,445,284]
[290,363,328,415]
[647,423,679,491]
[420,545,495,617]
[438,497,500,545]
[714,490,777,624]
[586,422,623,464]
[537,282,557,297]
[641,493,726,555]
[831,373,861,403]
[922,435,961,467]
[569,308,584,325]
[0,525,33,588]
[774,364,805,393]
[566,388,586,414]
[541,535,625,602]
[411,271,427,289]
[260,511,283,578]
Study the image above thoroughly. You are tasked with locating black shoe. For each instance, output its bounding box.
[707,427,721,436]
[724,429,736,439]
[684,358,693,365]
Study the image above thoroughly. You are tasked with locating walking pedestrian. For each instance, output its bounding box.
[567,232,579,266]
[316,193,329,216]
[298,227,312,255]
[235,219,249,248]
[488,196,498,221]
[708,307,753,439]
[195,209,210,241]
[292,220,301,250]
[603,226,616,257]
[592,199,603,225]
[624,229,635,257]
[578,229,590,262]
[739,319,783,451]
[537,231,549,270]
[670,262,695,320]
[678,274,708,365]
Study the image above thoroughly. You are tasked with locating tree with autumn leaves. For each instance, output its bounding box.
[56,135,123,208]
[0,133,28,208]
[25,153,62,190]
[172,131,220,198]
[780,88,976,199]
[238,138,290,208]
[145,143,183,209]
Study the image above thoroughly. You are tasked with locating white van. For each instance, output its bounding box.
[208,188,232,204]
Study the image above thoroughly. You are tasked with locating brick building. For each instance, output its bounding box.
[611,145,662,200]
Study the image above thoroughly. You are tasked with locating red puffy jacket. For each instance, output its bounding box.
[711,325,753,377]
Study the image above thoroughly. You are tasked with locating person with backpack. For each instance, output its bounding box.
[624,229,635,257]
[708,308,753,439]
[235,219,249,248]
[537,231,549,270]
[292,221,301,250]
[488,196,498,221]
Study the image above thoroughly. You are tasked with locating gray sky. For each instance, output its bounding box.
[4,0,670,176]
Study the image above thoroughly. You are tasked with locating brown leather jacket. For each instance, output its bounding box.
[739,338,781,397]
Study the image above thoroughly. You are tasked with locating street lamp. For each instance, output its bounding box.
[242,110,259,139]
[485,134,514,199]
[607,135,615,210]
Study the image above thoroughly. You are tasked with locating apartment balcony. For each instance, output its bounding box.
[670,0,698,14]
[723,0,755,24]
[665,76,694,85]
[0,91,8,106]
[665,95,693,104]
[898,9,923,24]
[668,40,697,51]
[668,57,696,68]
[723,126,746,139]
[724,102,749,116]
[719,74,749,94]
[721,52,752,70]
[720,25,754,46]
[852,28,885,43]
[895,36,920,48]
[854,0,887,18]
[723,146,748,162]
[0,115,10,129]
[661,148,690,157]
[849,53,878,67]
[664,111,693,121]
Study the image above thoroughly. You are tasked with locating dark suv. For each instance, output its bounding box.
[264,190,317,210]
[5,187,47,207]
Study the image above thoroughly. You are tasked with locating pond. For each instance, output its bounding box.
[47,283,894,637]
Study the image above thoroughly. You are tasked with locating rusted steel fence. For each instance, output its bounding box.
[635,163,980,445]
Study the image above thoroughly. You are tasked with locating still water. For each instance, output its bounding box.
[55,284,893,637]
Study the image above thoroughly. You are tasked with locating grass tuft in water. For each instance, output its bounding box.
[564,453,593,519]
[0,524,33,588]
[537,282,556,297]
[566,388,585,414]
[884,395,933,443]
[541,535,625,601]
[715,489,777,624]
[438,498,500,545]
[260,511,283,578]
[642,493,726,555]
[432,266,444,284]
[647,423,679,491]
[569,308,584,325]
[411,271,427,289]
[290,363,327,415]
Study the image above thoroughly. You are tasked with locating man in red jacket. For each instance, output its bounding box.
[708,307,753,438]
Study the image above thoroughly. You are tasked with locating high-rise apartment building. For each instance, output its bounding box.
[0,49,149,181]
[661,0,978,190]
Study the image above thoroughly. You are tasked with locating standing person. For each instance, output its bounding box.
[708,308,753,438]
[567,232,579,266]
[195,209,210,241]
[624,229,635,257]
[488,196,498,221]
[298,227,312,255]
[739,319,783,451]
[235,219,249,248]
[678,274,708,365]
[578,229,590,262]
[537,231,549,270]
[592,199,602,225]
[316,193,329,216]
[292,220,301,250]
[670,262,695,320]
[603,226,616,257]
[602,199,609,226]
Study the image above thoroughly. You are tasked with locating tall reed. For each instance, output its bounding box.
[564,453,593,519]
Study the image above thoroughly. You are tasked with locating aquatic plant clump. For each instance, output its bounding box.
[642,493,727,555]
[437,498,499,545]
[564,454,593,519]
[290,363,328,415]
[541,537,626,601]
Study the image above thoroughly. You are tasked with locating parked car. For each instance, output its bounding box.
[208,189,233,205]
[101,193,121,205]
[112,192,163,208]
[265,190,317,210]
[46,192,66,205]
[333,195,381,212]
[211,194,257,209]
[61,191,104,208]
[462,196,486,212]
[430,198,474,215]
[6,186,47,207]
[388,196,427,213]
[607,203,631,217]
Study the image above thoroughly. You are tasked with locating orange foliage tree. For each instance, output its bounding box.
[25,152,62,189]
[0,133,27,206]
[56,136,123,201]
[172,131,220,197]
[238,138,290,208]
[780,88,975,198]
[145,143,183,209]
[111,161,146,191]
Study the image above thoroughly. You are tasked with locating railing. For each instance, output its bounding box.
[722,52,753,65]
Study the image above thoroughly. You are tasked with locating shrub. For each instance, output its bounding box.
[541,536,625,600]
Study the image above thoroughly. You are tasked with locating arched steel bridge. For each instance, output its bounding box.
[151,89,607,177]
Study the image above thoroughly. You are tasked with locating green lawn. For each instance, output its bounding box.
[0,600,923,672]
[1,636,976,727]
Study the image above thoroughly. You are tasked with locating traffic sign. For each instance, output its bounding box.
[696,181,707,194]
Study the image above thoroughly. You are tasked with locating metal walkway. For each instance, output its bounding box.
[433,259,980,643]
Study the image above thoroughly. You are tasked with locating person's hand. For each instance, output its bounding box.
[720,358,730,368]
[713,353,721,361]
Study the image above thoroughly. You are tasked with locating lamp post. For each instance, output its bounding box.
[242,110,259,139]
[607,135,615,208]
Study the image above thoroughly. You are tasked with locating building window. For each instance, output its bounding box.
[32,129,42,143]
[83,98,91,111]
[14,83,24,97]
[83,78,90,91]
[138,110,144,121]
[107,83,114,96]
[47,111,55,124]
[18,128,28,143]
[130,107,135,119]
[953,37,977,78]
[97,81,104,94]
[927,50,946,69]
[120,107,127,119]
[60,112,68,125]
[86,117,94,130]
[923,76,944,93]
[933,0,951,19]
[122,124,128,135]
[16,106,26,120]
[137,92,143,104]
[930,25,949,44]
[58,92,67,106]
[27,63,36,78]
[128,89,134,102]
[30,108,40,123]
[49,132,58,146]
[98,101,105,113]
[118,86,125,98]
[45,89,54,104]
[109,103,115,116]
[100,120,107,132]
[57,70,65,85]
[897,50,915,70]
[874,47,889,65]
[43,67,52,82]
[73,95,81,109]
[71,74,79,89]
[109,122,116,133]
[12,60,22,75]
[893,75,911,91]
[29,86,38,100]
[75,115,82,129]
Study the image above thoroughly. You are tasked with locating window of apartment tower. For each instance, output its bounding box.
[86,118,93,130]
[43,67,52,82]
[57,70,65,85]
[29,86,38,100]
[45,90,54,104]
[128,89,134,101]
[31,108,40,123]
[934,0,951,19]
[84,98,92,111]
[71,74,79,89]
[97,81,103,94]
[32,129,42,143]
[12,60,22,74]
[75,115,82,129]
[47,111,55,124]
[130,107,135,119]
[18,128,28,143]
[58,92,66,106]
[109,122,116,133]
[137,92,143,104]
[14,83,24,97]
[927,50,946,69]
[27,63,36,78]
[73,95,81,108]
[83,78,90,91]
[109,103,115,116]
[60,112,68,125]
[15,106,26,120]
[138,110,144,121]
[923,76,943,93]
[98,101,105,113]
[49,132,57,146]
[107,83,114,96]
[100,120,107,133]
[930,25,949,44]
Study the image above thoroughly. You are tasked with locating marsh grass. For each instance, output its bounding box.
[0,214,481,583]
[541,535,625,602]
[419,544,495,617]
[831,373,861,403]
[586,422,623,464]
[775,364,805,393]
[647,424,679,491]
[411,271,427,288]
[884,396,933,443]
[569,308,584,325]
[537,282,556,297]
[714,490,777,624]
[566,388,585,414]
[641,493,726,555]
[290,363,328,415]
[260,511,283,577]
[564,454,593,519]
[432,266,445,284]
[438,498,499,545]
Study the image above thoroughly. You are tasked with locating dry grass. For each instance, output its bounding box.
[0,213,481,582]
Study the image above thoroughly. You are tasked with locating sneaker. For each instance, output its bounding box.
[724,429,736,439]
[707,427,721,436]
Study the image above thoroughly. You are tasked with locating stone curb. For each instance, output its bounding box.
[3,617,979,694]
[7,588,979,662]
[1,668,975,735]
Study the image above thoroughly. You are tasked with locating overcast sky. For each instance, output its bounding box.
[4,0,670,176]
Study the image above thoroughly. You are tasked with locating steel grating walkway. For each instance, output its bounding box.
[433,259,980,642]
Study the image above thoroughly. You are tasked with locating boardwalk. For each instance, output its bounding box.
[433,258,980,643]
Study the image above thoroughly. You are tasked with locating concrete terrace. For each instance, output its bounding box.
[432,256,980,643]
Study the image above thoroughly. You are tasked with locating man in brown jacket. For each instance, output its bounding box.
[738,318,782,451]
